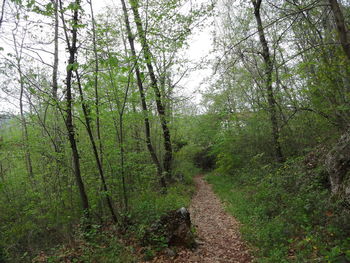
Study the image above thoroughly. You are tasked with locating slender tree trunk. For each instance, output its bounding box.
[329,0,350,61]
[131,100,141,152]
[118,113,128,211]
[252,0,284,163]
[128,0,173,181]
[51,0,64,154]
[129,0,173,182]
[0,0,6,30]
[75,71,118,223]
[52,0,59,100]
[19,72,34,178]
[48,0,68,213]
[60,0,90,219]
[87,0,103,164]
[104,37,131,209]
[12,29,34,178]
[88,0,108,220]
[120,0,166,189]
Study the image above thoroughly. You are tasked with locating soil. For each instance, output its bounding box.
[144,175,252,263]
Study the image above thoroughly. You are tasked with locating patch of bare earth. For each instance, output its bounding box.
[145,175,252,263]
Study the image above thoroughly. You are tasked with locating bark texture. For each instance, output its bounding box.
[252,0,284,163]
[60,0,90,218]
[76,72,118,223]
[51,0,59,100]
[326,0,350,204]
[120,0,166,189]
[329,0,350,61]
[12,26,34,178]
[129,0,173,180]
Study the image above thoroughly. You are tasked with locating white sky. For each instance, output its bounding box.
[182,23,213,103]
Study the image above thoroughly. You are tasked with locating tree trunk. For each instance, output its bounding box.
[51,0,59,100]
[50,0,64,155]
[120,0,166,189]
[118,112,129,211]
[75,71,118,224]
[252,0,284,163]
[60,0,90,219]
[128,0,173,181]
[19,73,34,178]
[0,0,6,30]
[87,0,103,164]
[12,28,34,178]
[328,0,350,61]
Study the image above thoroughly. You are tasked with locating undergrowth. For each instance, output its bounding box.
[206,157,350,263]
[28,158,198,263]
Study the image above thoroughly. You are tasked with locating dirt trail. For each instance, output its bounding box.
[148,175,252,263]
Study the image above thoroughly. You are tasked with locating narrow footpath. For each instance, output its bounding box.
[148,175,252,263]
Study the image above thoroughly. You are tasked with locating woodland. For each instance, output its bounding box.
[0,0,350,262]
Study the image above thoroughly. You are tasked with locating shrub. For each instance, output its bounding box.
[206,156,350,262]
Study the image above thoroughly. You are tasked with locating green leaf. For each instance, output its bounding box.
[66,62,79,71]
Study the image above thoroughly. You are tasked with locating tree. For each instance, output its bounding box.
[120,0,165,189]
[129,0,173,181]
[59,0,90,220]
[329,0,350,61]
[9,5,35,179]
[0,0,6,30]
[251,0,284,163]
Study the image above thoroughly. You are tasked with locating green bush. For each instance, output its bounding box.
[206,157,350,262]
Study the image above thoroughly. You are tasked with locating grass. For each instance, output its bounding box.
[206,158,350,263]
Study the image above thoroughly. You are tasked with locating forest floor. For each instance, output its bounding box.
[145,175,252,263]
